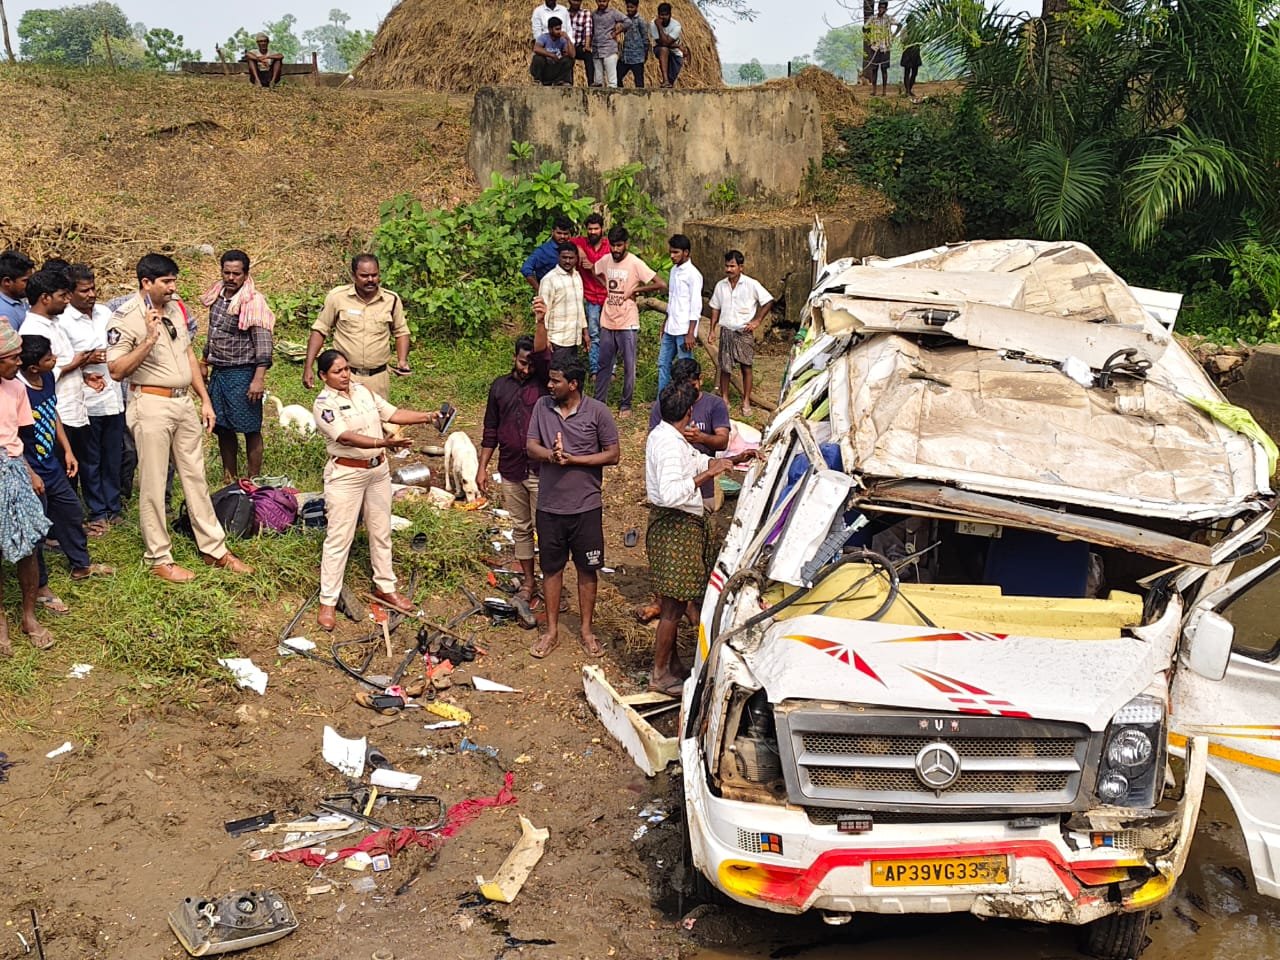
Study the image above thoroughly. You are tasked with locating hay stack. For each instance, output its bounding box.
[764,67,867,149]
[357,0,723,90]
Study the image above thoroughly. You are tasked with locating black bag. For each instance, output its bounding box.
[299,496,327,530]
[175,483,257,540]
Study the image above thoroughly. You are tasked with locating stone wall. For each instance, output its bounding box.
[683,212,958,326]
[467,87,822,225]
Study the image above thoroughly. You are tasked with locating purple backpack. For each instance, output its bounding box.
[242,482,299,532]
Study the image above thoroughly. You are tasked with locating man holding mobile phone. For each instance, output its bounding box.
[106,253,253,583]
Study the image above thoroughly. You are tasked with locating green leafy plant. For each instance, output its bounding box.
[602,162,668,267]
[706,177,742,214]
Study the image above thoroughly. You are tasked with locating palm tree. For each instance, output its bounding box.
[0,0,16,64]
[907,0,1280,248]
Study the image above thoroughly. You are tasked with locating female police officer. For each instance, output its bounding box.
[312,348,441,630]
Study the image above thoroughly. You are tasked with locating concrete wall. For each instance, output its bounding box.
[1225,344,1280,440]
[683,213,957,326]
[467,87,822,225]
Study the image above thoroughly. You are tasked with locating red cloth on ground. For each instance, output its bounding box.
[266,772,516,867]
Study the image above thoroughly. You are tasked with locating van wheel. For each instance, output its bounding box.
[679,808,728,906]
[1079,909,1151,960]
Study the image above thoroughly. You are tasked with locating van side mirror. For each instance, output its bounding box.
[1186,610,1234,681]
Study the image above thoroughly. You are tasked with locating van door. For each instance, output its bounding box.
[1171,555,1280,898]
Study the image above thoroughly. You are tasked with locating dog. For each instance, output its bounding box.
[265,394,317,435]
[443,431,481,502]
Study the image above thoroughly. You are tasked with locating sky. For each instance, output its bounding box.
[0,0,1035,64]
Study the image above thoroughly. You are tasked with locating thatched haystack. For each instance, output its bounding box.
[357,0,723,90]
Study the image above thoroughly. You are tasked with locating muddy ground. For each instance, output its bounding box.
[3,341,1278,960]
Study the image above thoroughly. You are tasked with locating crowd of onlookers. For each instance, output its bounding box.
[530,0,688,88]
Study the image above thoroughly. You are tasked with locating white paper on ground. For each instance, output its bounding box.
[424,720,463,730]
[218,657,268,695]
[66,663,93,679]
[283,636,316,652]
[370,768,422,790]
[45,741,74,759]
[322,726,366,778]
[471,676,518,693]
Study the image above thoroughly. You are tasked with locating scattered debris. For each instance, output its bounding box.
[0,752,14,783]
[459,738,498,759]
[349,876,376,894]
[581,665,677,777]
[322,726,367,778]
[424,702,471,724]
[45,741,74,760]
[66,663,93,679]
[632,825,648,841]
[168,890,298,956]
[371,854,392,872]
[217,657,269,695]
[370,769,422,791]
[224,812,276,837]
[471,676,518,693]
[423,720,462,731]
[637,804,669,824]
[279,636,315,654]
[477,816,550,903]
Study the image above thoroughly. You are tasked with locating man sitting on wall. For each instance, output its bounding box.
[244,33,284,88]
[531,17,576,86]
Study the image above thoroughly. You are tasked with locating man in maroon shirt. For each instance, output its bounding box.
[571,212,610,378]
[479,300,552,625]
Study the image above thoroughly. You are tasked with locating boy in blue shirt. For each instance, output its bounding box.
[18,335,112,608]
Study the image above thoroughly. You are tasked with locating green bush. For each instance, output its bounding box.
[836,94,1029,239]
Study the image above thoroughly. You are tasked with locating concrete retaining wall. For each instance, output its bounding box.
[683,213,957,326]
[467,87,822,225]
[1225,344,1280,439]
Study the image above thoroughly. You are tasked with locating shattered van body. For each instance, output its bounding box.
[680,239,1280,953]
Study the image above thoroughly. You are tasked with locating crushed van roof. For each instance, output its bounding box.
[803,239,1273,520]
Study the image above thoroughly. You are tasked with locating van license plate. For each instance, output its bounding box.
[870,855,1008,886]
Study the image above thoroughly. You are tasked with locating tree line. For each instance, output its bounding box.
[6,3,374,72]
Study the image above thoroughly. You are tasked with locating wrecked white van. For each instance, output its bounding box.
[680,239,1280,958]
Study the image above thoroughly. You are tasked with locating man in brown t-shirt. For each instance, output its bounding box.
[526,348,619,660]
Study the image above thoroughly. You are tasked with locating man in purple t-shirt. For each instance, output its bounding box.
[479,299,552,626]
[526,348,620,660]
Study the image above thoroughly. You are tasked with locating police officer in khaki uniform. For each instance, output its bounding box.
[106,254,253,583]
[312,348,442,631]
[304,254,411,399]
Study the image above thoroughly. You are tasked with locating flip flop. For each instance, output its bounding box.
[510,594,537,629]
[647,676,686,697]
[36,594,69,615]
[25,626,55,650]
[70,563,115,581]
[623,527,639,548]
[529,634,560,659]
[579,633,605,658]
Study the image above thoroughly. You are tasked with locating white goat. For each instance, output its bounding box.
[443,431,481,502]
[266,394,317,435]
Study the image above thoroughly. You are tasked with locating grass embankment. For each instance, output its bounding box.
[0,65,473,295]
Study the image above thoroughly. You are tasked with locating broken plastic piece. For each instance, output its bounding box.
[459,737,499,759]
[370,768,422,791]
[224,812,276,837]
[45,741,74,759]
[424,702,471,724]
[477,816,549,903]
[471,676,518,693]
[168,890,298,956]
[322,727,366,778]
[217,657,268,695]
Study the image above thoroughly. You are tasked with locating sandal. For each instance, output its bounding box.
[578,633,605,658]
[70,563,115,581]
[36,593,70,615]
[647,676,685,698]
[25,625,55,650]
[529,633,560,659]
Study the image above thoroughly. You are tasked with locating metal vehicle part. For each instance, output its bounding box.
[167,890,297,956]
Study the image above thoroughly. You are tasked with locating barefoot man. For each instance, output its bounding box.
[526,348,619,659]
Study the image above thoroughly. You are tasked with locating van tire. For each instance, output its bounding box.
[679,808,729,906]
[1079,909,1151,960]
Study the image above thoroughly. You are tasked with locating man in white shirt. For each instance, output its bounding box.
[18,269,100,447]
[532,0,572,40]
[644,380,751,695]
[60,264,125,531]
[649,3,686,87]
[658,233,702,397]
[707,250,773,416]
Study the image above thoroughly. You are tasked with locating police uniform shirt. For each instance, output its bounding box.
[314,383,398,459]
[105,293,194,389]
[311,285,410,372]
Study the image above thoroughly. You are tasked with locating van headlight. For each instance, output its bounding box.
[1096,695,1165,807]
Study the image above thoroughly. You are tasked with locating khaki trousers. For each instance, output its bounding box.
[320,459,395,605]
[127,391,228,566]
[352,369,390,399]
[501,476,539,561]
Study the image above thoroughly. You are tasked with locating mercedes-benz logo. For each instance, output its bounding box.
[914,742,961,790]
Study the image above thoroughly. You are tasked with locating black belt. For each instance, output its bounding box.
[349,364,388,377]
